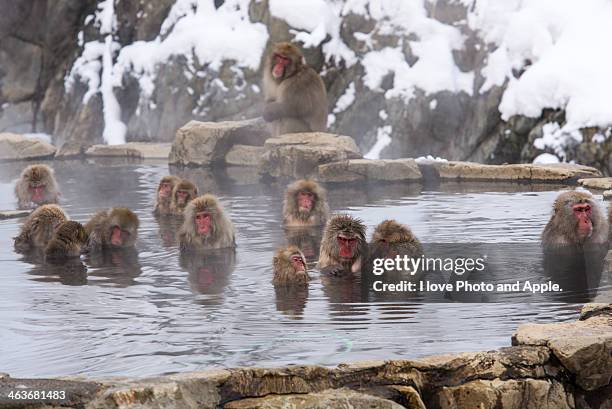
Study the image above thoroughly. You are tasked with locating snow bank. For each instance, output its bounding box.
[364,125,392,159]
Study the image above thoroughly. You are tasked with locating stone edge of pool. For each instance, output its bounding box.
[0,302,610,409]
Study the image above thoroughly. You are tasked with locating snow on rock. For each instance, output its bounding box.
[364,125,392,159]
[333,82,356,114]
[415,155,448,163]
[533,153,560,164]
[533,122,582,161]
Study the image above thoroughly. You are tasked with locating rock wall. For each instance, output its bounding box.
[0,303,610,408]
[1,0,611,174]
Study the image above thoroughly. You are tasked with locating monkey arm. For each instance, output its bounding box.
[320,264,348,276]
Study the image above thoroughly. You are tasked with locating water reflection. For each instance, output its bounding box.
[0,161,608,378]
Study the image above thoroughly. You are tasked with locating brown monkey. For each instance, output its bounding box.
[170,179,198,216]
[368,220,423,260]
[318,214,367,275]
[153,175,180,216]
[263,42,328,137]
[14,204,67,252]
[45,221,89,259]
[542,191,609,250]
[85,207,139,251]
[178,194,235,251]
[282,179,329,227]
[15,164,60,209]
[273,245,309,286]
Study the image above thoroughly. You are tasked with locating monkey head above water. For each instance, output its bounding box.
[369,220,423,260]
[542,190,609,250]
[15,164,60,209]
[14,204,68,252]
[170,179,198,216]
[273,245,309,286]
[154,175,180,216]
[283,179,329,227]
[85,207,139,251]
[318,214,367,276]
[45,221,89,259]
[263,42,328,137]
[178,194,235,251]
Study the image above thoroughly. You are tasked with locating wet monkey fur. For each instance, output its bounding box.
[263,42,328,136]
[154,175,180,216]
[318,214,368,276]
[85,207,139,251]
[15,164,60,209]
[282,179,329,227]
[170,179,198,216]
[45,221,89,259]
[14,204,68,252]
[273,245,309,286]
[178,194,235,251]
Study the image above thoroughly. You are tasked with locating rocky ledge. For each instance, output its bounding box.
[84,143,172,159]
[1,303,609,409]
[0,133,56,162]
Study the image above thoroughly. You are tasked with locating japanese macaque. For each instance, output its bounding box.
[14,204,67,252]
[154,175,180,216]
[44,221,89,259]
[318,214,368,275]
[282,179,329,227]
[368,220,423,261]
[170,179,198,216]
[273,245,309,286]
[15,164,60,209]
[542,191,609,250]
[178,194,235,251]
[262,42,328,137]
[85,207,139,251]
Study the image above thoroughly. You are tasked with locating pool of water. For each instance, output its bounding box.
[0,160,608,378]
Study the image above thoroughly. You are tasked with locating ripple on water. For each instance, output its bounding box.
[0,161,603,378]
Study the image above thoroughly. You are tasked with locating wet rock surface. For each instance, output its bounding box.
[1,303,609,409]
[0,133,56,161]
[169,119,269,167]
[579,177,612,190]
[318,159,422,183]
[85,143,172,159]
[259,132,361,179]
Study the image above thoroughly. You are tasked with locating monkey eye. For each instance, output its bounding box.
[291,256,304,263]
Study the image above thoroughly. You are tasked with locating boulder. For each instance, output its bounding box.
[259,132,361,179]
[604,190,612,200]
[85,143,172,159]
[225,144,265,167]
[0,210,31,220]
[169,119,270,167]
[434,379,573,409]
[225,388,407,409]
[318,158,422,183]
[418,160,601,183]
[512,303,612,390]
[0,132,56,161]
[578,177,612,190]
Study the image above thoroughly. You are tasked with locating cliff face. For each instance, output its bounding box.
[1,0,611,174]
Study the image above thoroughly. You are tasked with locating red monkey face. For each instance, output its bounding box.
[272,54,291,79]
[195,212,212,235]
[337,234,357,259]
[29,184,46,203]
[177,190,189,204]
[159,182,173,198]
[573,203,593,240]
[291,254,306,272]
[110,226,123,246]
[297,191,315,213]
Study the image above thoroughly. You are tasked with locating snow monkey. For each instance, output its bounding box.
[263,42,328,137]
[154,175,180,216]
[368,220,423,261]
[318,214,368,275]
[542,190,609,250]
[85,207,139,251]
[14,204,67,252]
[273,245,309,286]
[178,194,235,251]
[282,179,330,227]
[15,164,60,209]
[45,221,89,259]
[170,179,198,216]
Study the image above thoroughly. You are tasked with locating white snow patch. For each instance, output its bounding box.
[533,153,560,164]
[533,122,582,161]
[364,125,392,159]
[415,155,448,163]
[333,82,356,114]
[23,133,53,144]
[378,110,388,120]
[429,99,437,110]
